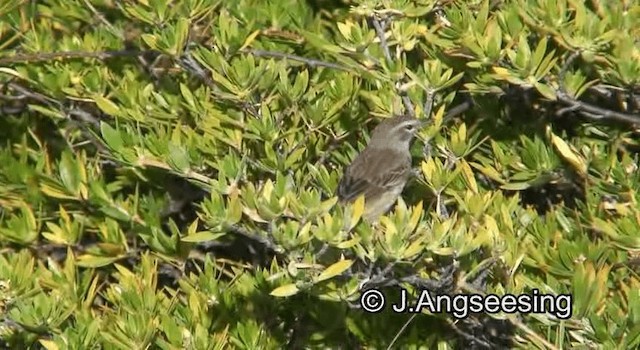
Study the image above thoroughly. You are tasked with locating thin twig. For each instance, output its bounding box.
[241,48,352,71]
[178,51,217,90]
[3,83,111,154]
[227,224,284,255]
[387,314,417,350]
[6,82,60,106]
[370,15,416,117]
[371,18,392,62]
[443,98,473,123]
[0,49,153,65]
[423,89,435,120]
[82,0,123,39]
[558,51,580,87]
[447,319,495,349]
[556,50,640,125]
[556,91,640,125]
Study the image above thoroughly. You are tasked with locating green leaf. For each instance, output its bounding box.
[99,205,132,222]
[314,259,353,283]
[38,340,59,350]
[94,96,121,116]
[172,17,189,55]
[226,194,243,225]
[500,182,531,190]
[530,36,548,71]
[348,196,365,230]
[181,231,226,243]
[533,81,557,100]
[59,151,81,197]
[300,30,343,53]
[28,105,65,119]
[270,283,300,297]
[180,83,196,109]
[100,122,124,152]
[168,143,190,173]
[76,255,121,268]
[548,126,587,176]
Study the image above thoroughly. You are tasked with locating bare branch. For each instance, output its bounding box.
[0,49,153,65]
[371,17,392,62]
[370,15,416,118]
[556,91,640,125]
[423,89,435,119]
[241,48,352,72]
[556,50,640,125]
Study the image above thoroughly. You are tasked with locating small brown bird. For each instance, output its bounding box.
[337,114,423,222]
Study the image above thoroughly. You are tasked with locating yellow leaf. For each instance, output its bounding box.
[402,236,425,259]
[79,183,88,200]
[297,221,312,240]
[42,231,68,245]
[83,276,100,309]
[591,217,618,238]
[76,255,120,268]
[459,160,478,194]
[381,216,397,239]
[431,245,455,255]
[226,193,242,224]
[348,195,365,230]
[458,123,467,141]
[114,264,134,278]
[484,215,500,239]
[242,207,268,223]
[421,159,435,179]
[291,262,321,270]
[336,236,361,249]
[315,259,354,283]
[432,105,445,129]
[187,219,199,235]
[39,340,59,350]
[96,243,124,255]
[94,96,121,116]
[239,30,261,51]
[492,67,511,76]
[270,283,299,297]
[321,212,334,228]
[336,21,354,39]
[262,179,274,199]
[181,231,225,243]
[408,201,423,232]
[548,126,587,176]
[320,197,338,212]
[470,162,505,184]
[40,183,75,200]
[0,67,24,79]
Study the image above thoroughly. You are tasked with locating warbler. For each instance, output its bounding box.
[337,114,422,222]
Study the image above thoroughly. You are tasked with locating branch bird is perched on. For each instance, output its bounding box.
[337,114,423,222]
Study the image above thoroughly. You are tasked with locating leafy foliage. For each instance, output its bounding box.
[1,0,640,348]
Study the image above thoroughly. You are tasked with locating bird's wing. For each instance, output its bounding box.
[337,148,411,203]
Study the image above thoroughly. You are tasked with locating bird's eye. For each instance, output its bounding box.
[405,124,415,131]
